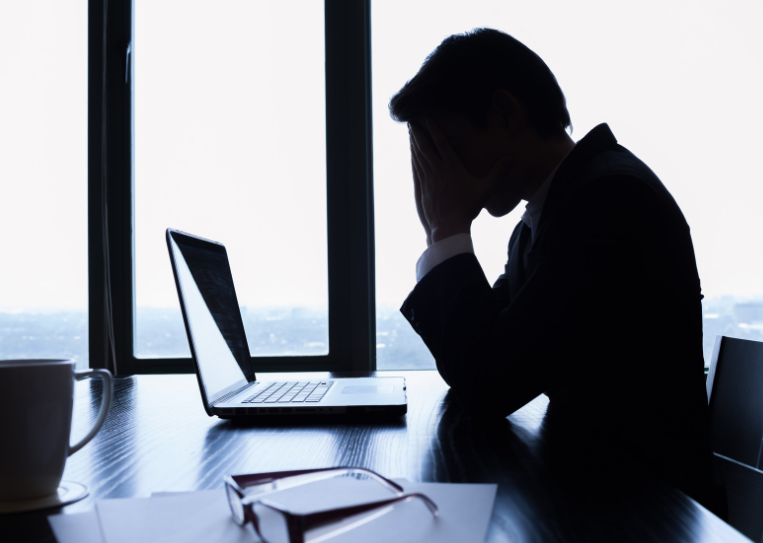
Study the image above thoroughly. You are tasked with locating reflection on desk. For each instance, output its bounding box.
[1,371,748,542]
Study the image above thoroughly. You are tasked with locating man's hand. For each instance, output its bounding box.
[409,120,512,245]
[410,127,433,246]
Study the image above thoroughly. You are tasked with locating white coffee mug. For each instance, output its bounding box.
[0,359,112,501]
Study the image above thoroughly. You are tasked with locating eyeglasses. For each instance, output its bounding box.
[224,467,438,543]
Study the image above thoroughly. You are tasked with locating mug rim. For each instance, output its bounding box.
[0,359,74,368]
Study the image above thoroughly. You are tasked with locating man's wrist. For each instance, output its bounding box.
[416,233,475,282]
[430,223,471,244]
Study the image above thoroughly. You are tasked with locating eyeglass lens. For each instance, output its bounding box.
[226,484,246,526]
[254,503,291,543]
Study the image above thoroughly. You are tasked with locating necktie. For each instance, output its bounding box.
[508,222,532,300]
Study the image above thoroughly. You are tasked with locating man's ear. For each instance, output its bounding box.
[492,90,523,136]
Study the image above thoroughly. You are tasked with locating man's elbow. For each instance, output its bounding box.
[451,380,540,421]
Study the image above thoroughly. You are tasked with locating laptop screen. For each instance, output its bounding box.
[168,231,253,405]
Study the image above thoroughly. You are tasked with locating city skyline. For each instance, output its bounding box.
[5,295,763,373]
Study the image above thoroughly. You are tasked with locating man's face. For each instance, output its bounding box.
[433,112,531,217]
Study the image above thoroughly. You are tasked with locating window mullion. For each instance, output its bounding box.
[88,0,133,374]
[325,0,376,372]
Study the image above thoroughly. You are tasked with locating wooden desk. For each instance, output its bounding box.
[2,371,748,542]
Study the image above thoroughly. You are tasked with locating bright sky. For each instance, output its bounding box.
[373,0,763,307]
[134,0,328,313]
[1,0,761,313]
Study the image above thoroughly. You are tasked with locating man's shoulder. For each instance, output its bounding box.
[538,143,691,250]
[553,124,664,199]
[566,145,682,220]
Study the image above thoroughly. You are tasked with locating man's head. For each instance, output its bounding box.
[390,29,573,216]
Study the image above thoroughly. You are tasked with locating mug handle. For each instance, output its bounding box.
[69,368,113,456]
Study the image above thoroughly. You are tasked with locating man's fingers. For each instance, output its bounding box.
[411,137,434,183]
[425,119,462,171]
[411,147,423,195]
[410,122,439,169]
[410,129,429,208]
[409,125,432,243]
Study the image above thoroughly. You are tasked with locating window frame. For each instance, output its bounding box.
[88,0,376,374]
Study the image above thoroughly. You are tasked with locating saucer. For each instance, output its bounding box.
[0,481,89,514]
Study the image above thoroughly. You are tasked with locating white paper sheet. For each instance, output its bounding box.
[49,478,496,543]
[48,511,104,543]
[286,479,497,543]
[95,490,258,543]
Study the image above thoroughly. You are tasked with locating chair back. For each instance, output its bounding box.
[707,335,763,541]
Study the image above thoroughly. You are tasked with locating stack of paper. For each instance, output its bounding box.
[49,479,496,543]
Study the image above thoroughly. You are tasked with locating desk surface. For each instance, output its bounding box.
[2,371,748,542]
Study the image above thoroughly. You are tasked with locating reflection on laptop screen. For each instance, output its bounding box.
[169,233,250,402]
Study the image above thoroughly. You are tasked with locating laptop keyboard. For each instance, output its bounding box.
[241,381,334,404]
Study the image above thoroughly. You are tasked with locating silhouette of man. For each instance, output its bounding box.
[392,28,718,511]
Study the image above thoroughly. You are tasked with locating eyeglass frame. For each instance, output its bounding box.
[224,467,438,543]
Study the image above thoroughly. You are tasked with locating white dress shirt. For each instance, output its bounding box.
[415,146,574,282]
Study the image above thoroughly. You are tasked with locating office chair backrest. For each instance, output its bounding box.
[707,335,763,468]
[706,335,763,542]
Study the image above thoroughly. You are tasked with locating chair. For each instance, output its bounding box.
[707,335,763,541]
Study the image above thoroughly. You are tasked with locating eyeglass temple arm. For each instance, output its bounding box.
[233,468,337,487]
[235,467,404,495]
[297,493,439,532]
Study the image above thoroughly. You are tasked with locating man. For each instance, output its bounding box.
[392,29,718,510]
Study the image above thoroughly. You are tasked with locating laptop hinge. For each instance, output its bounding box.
[209,382,254,408]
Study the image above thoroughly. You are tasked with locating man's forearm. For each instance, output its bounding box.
[403,253,522,414]
[402,251,564,419]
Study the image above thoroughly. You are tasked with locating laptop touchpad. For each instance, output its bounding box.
[341,385,394,395]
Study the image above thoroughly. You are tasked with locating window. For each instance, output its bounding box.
[92,1,374,374]
[134,0,329,360]
[77,1,762,373]
[0,1,88,369]
[372,0,763,369]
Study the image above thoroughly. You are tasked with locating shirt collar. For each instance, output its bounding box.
[521,144,575,240]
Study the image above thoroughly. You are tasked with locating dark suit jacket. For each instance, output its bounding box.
[401,124,715,507]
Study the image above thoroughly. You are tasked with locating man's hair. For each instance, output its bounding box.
[389,28,571,139]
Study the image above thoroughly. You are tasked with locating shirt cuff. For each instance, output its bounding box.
[416,233,475,282]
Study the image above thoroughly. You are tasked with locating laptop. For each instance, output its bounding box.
[166,228,407,419]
